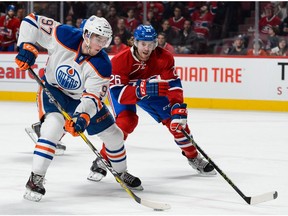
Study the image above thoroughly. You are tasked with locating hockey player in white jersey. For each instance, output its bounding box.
[15,14,142,202]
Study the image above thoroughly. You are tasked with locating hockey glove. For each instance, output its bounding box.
[15,42,39,70]
[170,103,188,132]
[135,79,169,99]
[65,112,90,136]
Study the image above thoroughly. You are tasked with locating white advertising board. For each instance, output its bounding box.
[0,54,288,101]
[176,56,288,101]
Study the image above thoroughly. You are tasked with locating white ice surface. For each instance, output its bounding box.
[0,101,287,215]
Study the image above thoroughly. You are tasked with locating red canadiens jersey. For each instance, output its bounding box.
[0,15,20,47]
[191,11,215,39]
[124,17,139,32]
[168,16,186,31]
[110,46,183,105]
[259,15,281,34]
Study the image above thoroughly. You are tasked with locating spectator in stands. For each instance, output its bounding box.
[190,2,217,54]
[259,3,281,35]
[269,37,288,56]
[109,35,128,54]
[175,20,197,54]
[0,4,20,51]
[247,39,267,56]
[145,8,159,31]
[16,7,25,22]
[157,32,175,54]
[225,35,248,55]
[265,26,279,52]
[95,9,104,18]
[106,5,120,33]
[126,34,134,47]
[157,19,179,45]
[190,2,217,40]
[168,5,186,32]
[279,15,288,36]
[141,2,164,22]
[124,8,139,33]
[86,2,109,18]
[65,15,73,26]
[274,2,288,21]
[75,18,83,28]
[113,18,131,46]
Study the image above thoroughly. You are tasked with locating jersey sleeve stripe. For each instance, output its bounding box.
[23,17,38,29]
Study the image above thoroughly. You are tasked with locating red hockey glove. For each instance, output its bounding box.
[136,79,169,99]
[15,42,39,70]
[65,113,90,136]
[170,103,188,132]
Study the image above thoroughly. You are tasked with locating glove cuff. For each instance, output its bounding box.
[171,103,187,115]
[135,79,147,99]
[79,112,90,125]
[20,42,39,57]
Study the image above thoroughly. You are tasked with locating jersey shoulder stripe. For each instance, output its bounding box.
[23,13,38,29]
[88,50,112,78]
[55,25,82,51]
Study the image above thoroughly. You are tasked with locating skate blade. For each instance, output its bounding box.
[127,184,144,191]
[23,188,43,202]
[197,169,217,176]
[55,148,65,156]
[87,171,105,182]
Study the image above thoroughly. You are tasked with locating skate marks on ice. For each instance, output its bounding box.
[0,102,288,214]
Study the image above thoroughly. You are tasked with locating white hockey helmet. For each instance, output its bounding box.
[82,15,112,48]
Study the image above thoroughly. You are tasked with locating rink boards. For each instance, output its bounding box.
[0,53,287,112]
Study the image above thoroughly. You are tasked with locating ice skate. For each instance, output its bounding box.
[87,157,107,182]
[54,141,66,155]
[188,154,217,176]
[26,122,66,155]
[23,172,46,202]
[87,158,143,190]
[119,171,143,191]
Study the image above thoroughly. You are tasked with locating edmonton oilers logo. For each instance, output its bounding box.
[55,65,81,90]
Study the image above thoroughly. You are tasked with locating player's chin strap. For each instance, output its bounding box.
[27,67,170,211]
[84,32,92,55]
[180,127,278,205]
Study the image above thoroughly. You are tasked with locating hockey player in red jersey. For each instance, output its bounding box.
[15,14,142,202]
[87,24,216,182]
[0,4,20,51]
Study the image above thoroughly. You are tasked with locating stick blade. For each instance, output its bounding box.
[247,191,278,205]
[140,199,171,210]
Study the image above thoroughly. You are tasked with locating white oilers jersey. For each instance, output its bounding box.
[17,14,112,117]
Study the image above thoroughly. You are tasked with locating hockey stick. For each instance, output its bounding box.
[27,68,171,211]
[181,128,278,205]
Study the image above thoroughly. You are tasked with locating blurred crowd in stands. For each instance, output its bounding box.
[1,1,288,56]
